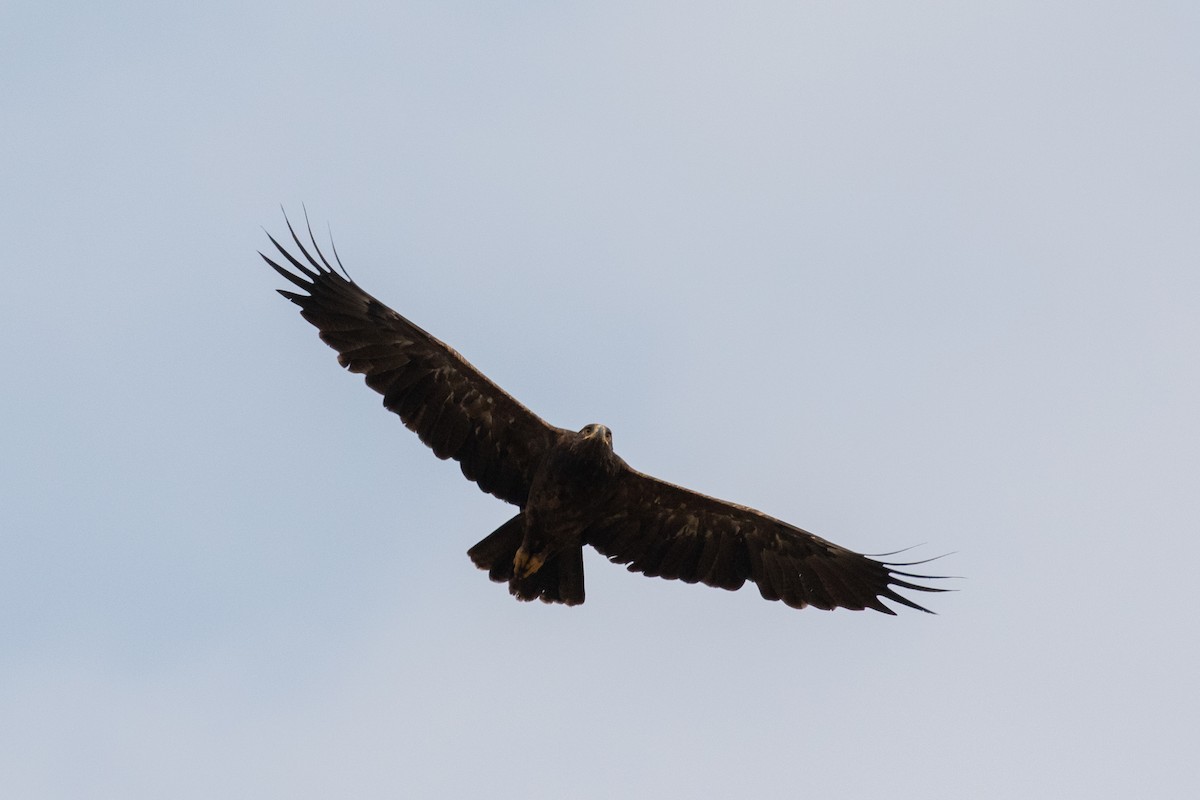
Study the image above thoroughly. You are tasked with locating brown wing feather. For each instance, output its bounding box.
[586,468,947,613]
[261,217,565,506]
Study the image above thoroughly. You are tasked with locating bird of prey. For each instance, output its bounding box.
[262,217,947,614]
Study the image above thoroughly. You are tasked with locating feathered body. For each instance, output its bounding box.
[468,424,621,605]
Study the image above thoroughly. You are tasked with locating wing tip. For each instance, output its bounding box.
[262,207,356,285]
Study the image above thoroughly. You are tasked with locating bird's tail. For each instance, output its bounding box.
[467,514,586,606]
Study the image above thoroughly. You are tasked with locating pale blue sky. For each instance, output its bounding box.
[3,2,1198,797]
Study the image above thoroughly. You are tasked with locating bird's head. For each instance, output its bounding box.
[579,423,613,450]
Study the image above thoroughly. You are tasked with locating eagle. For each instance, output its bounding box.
[262,217,947,614]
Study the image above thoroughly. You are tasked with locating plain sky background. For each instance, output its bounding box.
[3,2,1198,797]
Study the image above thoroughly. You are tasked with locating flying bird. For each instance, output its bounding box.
[262,217,947,614]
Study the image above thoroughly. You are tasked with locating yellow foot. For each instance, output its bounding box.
[512,548,546,579]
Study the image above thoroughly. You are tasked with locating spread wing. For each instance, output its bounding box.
[585,468,947,613]
[262,217,566,506]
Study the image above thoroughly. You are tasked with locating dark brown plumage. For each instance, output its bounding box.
[262,216,948,614]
